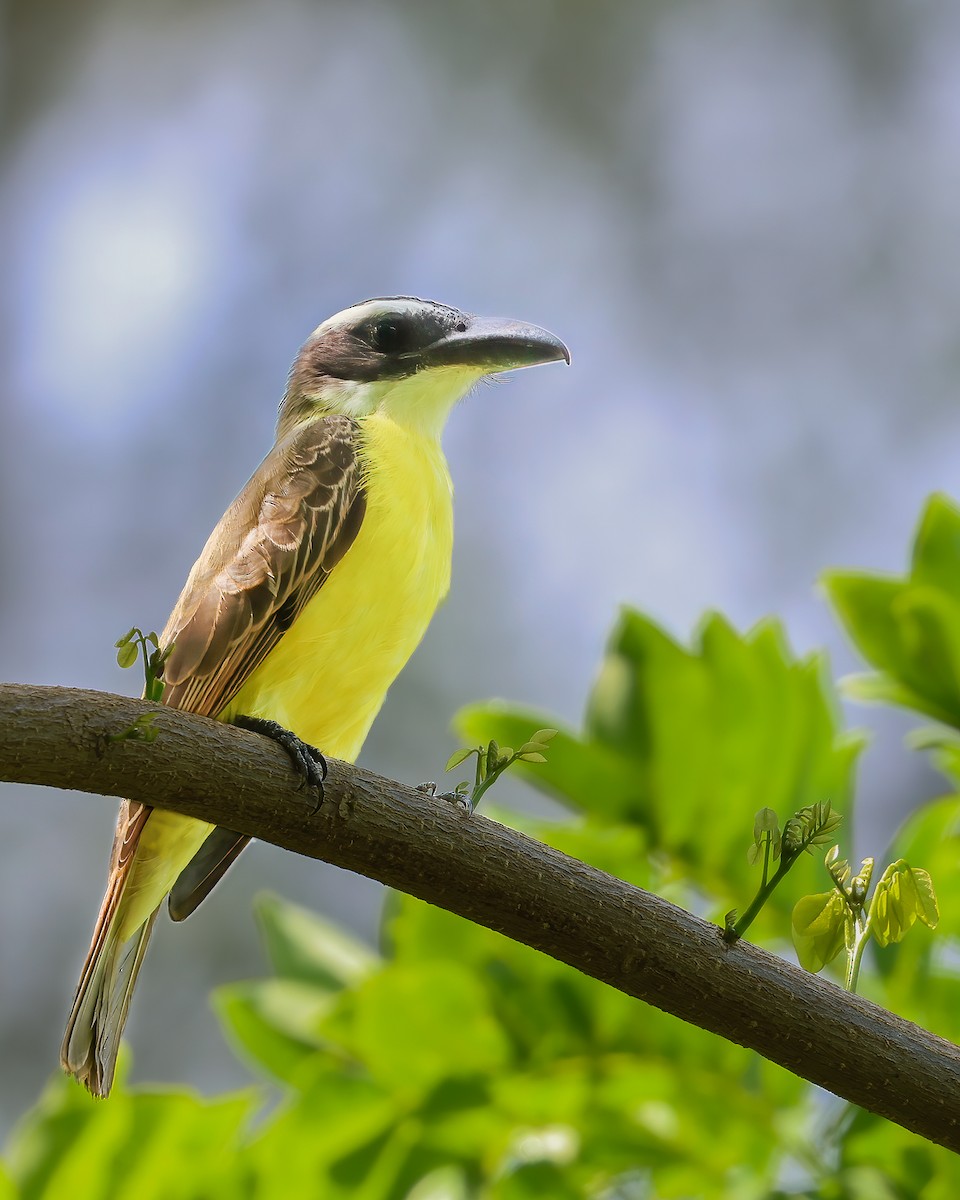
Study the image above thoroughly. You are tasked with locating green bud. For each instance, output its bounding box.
[753,807,780,838]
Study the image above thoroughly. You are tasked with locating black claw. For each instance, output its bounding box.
[233,715,327,808]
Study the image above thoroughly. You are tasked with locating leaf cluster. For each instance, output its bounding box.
[443,730,558,813]
[108,628,172,745]
[114,627,170,705]
[724,801,844,943]
[792,852,939,990]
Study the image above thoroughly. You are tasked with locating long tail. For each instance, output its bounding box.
[60,800,156,1097]
[60,910,158,1096]
[61,801,216,1095]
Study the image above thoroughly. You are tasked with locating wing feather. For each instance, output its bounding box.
[160,414,365,920]
[160,414,366,719]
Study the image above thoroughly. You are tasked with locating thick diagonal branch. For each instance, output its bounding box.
[2,683,959,1150]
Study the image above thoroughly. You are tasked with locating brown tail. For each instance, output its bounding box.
[60,801,155,1097]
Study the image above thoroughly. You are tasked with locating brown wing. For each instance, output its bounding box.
[160,413,366,718]
[161,414,365,921]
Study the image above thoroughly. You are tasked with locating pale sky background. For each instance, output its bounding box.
[2,0,960,1132]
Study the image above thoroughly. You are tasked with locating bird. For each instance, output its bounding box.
[60,295,569,1096]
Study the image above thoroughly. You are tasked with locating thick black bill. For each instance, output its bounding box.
[419,316,570,372]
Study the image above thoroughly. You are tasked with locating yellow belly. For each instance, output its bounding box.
[223,411,454,761]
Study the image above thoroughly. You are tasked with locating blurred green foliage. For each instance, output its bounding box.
[458,609,863,939]
[825,492,960,727]
[5,497,960,1197]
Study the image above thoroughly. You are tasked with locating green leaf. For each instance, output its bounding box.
[822,571,913,681]
[840,672,953,724]
[824,499,960,728]
[849,857,875,906]
[116,642,138,669]
[445,747,476,772]
[869,860,940,948]
[5,1070,254,1200]
[327,962,511,1095]
[518,752,547,764]
[910,492,960,594]
[904,727,960,790]
[886,794,960,942]
[891,586,960,721]
[791,890,847,972]
[834,1107,960,1198]
[214,978,332,1082]
[748,807,781,864]
[406,1166,471,1200]
[255,892,378,990]
[490,1161,582,1199]
[248,1064,399,1190]
[115,627,136,648]
[782,801,843,855]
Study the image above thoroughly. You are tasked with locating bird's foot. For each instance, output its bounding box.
[233,716,327,810]
[416,781,474,816]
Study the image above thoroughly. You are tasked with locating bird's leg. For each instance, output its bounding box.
[231,715,327,809]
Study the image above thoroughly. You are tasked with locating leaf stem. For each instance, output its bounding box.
[727,852,798,942]
[845,921,869,994]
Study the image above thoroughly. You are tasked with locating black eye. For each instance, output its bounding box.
[368,316,410,355]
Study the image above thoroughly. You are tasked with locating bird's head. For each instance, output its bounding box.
[279,297,569,439]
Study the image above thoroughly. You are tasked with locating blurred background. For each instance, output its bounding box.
[2,0,959,1133]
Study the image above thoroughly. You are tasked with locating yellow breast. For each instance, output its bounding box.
[226,412,454,762]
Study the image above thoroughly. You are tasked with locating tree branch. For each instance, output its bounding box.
[2,683,959,1150]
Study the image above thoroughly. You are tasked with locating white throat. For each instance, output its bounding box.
[312,365,484,440]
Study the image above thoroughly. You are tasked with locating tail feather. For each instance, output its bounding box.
[60,800,156,1097]
[62,800,214,1095]
[60,909,158,1097]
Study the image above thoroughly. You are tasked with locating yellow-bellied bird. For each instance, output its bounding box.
[61,296,569,1096]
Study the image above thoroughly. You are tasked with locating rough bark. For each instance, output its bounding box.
[2,683,958,1151]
